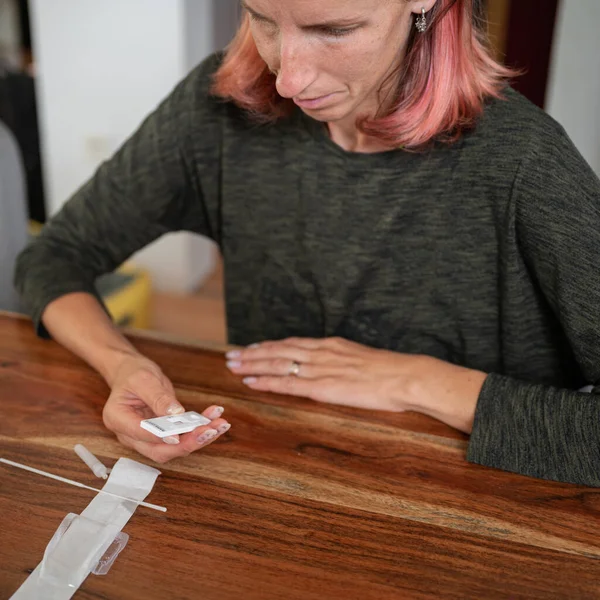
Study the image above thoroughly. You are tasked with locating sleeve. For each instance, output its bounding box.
[466,120,600,486]
[14,54,224,337]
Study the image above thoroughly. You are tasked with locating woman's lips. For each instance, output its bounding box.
[293,92,338,109]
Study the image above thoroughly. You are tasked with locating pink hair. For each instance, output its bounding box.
[212,1,517,150]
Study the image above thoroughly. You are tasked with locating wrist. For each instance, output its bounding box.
[97,345,145,387]
[404,355,487,433]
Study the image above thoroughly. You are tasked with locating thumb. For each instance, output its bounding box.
[142,373,184,416]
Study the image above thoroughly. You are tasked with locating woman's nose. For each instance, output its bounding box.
[273,37,316,99]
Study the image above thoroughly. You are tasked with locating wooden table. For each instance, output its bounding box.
[1,312,600,599]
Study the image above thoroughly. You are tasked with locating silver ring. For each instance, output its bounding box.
[288,361,301,377]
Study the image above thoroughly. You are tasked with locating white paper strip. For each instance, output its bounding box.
[10,458,161,599]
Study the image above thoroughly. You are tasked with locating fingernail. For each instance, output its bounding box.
[217,423,231,434]
[248,343,261,349]
[206,406,224,420]
[227,361,242,369]
[243,377,257,385]
[226,351,241,359]
[167,404,185,415]
[163,436,180,445]
[197,429,218,444]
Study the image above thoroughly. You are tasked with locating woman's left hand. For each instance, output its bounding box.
[225,337,487,432]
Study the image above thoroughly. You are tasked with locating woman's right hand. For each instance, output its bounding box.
[102,352,230,463]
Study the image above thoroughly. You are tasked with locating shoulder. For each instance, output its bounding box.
[158,51,232,118]
[180,51,225,95]
[172,51,263,133]
[464,88,599,197]
[484,92,600,238]
[151,51,257,151]
[163,51,225,115]
[498,90,598,194]
[467,87,571,159]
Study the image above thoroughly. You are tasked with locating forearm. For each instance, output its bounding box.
[42,292,142,386]
[466,374,600,486]
[408,357,600,486]
[407,355,487,434]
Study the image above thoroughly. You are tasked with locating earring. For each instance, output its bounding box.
[415,7,427,33]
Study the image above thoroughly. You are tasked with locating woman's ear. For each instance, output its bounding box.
[408,0,439,16]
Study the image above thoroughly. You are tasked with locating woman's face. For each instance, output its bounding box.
[244,0,423,123]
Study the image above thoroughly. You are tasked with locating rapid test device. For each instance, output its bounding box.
[140,411,211,438]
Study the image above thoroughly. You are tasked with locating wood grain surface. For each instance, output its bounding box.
[1,312,600,599]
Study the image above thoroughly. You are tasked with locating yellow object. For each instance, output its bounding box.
[104,263,152,329]
[28,220,43,236]
[28,220,152,329]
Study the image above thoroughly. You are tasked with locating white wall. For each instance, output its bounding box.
[211,0,242,52]
[546,0,600,177]
[29,0,237,293]
[184,0,213,71]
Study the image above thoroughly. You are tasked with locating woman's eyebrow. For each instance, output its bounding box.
[241,1,274,22]
[241,1,365,29]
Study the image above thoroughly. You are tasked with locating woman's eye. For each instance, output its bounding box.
[249,13,273,27]
[322,27,356,38]
[249,13,278,35]
[248,12,356,39]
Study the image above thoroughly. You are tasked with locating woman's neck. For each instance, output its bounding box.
[327,120,393,154]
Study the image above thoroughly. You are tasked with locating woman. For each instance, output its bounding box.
[15,0,600,485]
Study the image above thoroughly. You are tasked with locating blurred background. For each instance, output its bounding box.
[0,0,598,345]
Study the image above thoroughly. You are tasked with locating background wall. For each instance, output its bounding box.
[29,0,239,292]
[546,0,600,178]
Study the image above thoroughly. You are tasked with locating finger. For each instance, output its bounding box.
[227,344,312,365]
[278,337,353,352]
[178,418,231,450]
[201,405,225,421]
[229,357,300,377]
[107,403,227,446]
[279,337,325,349]
[229,338,355,363]
[242,374,318,398]
[228,358,342,380]
[162,414,230,447]
[227,344,349,373]
[116,433,196,463]
[116,420,230,464]
[162,435,180,445]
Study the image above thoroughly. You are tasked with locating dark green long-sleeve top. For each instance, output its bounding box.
[15,53,600,486]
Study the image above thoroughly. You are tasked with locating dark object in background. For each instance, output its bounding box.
[504,0,560,109]
[0,67,46,223]
[0,120,28,312]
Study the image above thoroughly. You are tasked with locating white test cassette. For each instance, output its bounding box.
[140,411,211,438]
